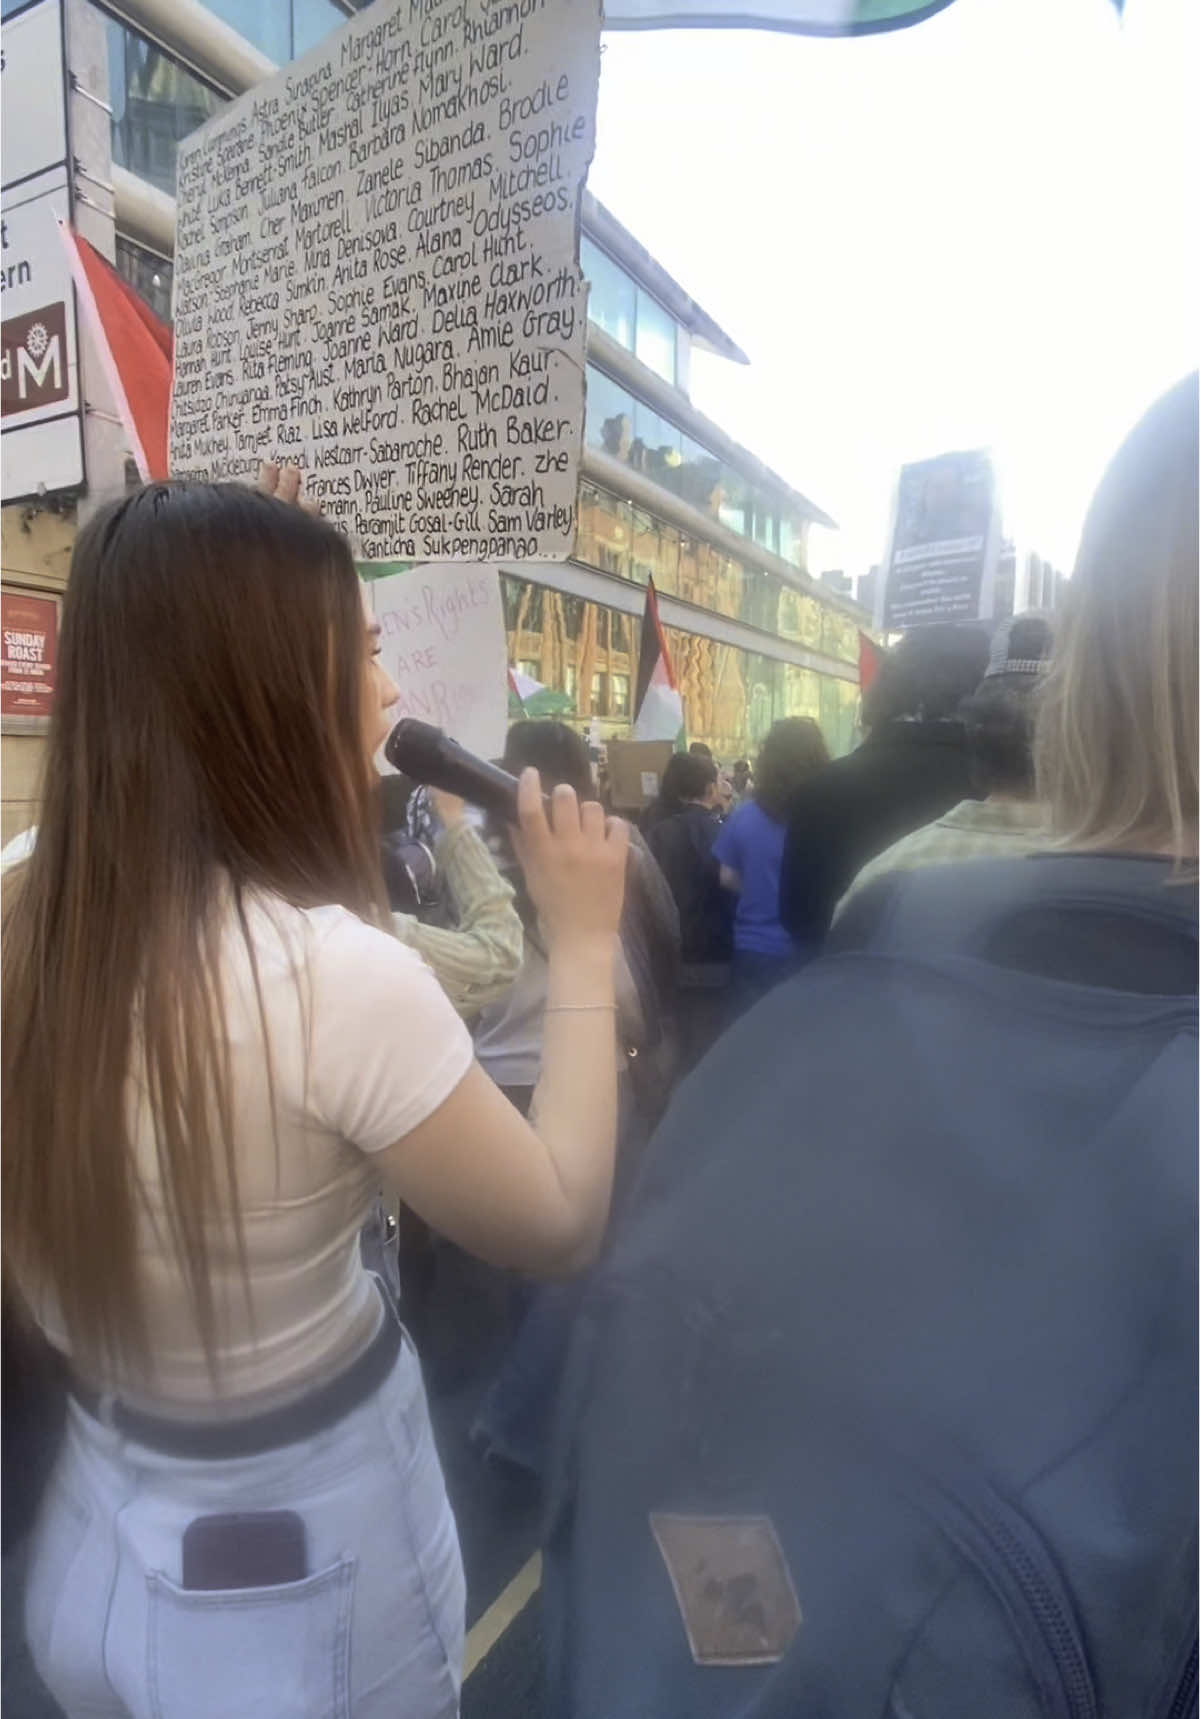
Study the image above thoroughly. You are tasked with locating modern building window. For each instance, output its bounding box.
[580,237,678,387]
[107,18,224,195]
[135,0,349,68]
[633,290,677,386]
[632,398,682,487]
[580,236,635,351]
[586,366,635,463]
[115,236,173,323]
[585,366,809,572]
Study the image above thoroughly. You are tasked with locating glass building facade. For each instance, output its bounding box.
[576,480,858,667]
[585,364,809,569]
[200,0,349,65]
[502,575,860,762]
[580,236,679,388]
[105,6,349,196]
[115,236,174,323]
[107,18,224,194]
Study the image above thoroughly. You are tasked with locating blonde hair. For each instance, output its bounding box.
[1035,372,1198,864]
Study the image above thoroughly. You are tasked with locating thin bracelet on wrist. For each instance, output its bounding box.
[544,1002,618,1014]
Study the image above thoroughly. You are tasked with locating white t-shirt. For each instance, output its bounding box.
[34,892,474,1416]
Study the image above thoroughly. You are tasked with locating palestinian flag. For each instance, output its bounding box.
[508,667,574,719]
[633,579,685,744]
[858,631,885,692]
[58,220,172,480]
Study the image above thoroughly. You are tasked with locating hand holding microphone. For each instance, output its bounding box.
[385,720,530,825]
[384,719,627,945]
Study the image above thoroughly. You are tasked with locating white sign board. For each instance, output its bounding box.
[171,0,601,565]
[366,561,508,761]
[876,449,1000,630]
[1,0,67,186]
[1,0,84,500]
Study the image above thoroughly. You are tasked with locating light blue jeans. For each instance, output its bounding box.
[24,1336,464,1719]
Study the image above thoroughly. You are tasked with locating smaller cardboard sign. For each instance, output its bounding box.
[365,562,509,765]
[607,738,674,810]
[2,591,57,719]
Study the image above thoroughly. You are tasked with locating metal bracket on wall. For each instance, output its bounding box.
[68,72,114,116]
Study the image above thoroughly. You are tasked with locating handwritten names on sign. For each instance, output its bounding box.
[170,0,600,563]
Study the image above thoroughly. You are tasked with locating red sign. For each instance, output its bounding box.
[2,592,58,718]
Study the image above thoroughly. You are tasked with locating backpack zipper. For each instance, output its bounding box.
[922,1473,1098,1719]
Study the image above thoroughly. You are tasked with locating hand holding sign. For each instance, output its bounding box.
[256,461,322,515]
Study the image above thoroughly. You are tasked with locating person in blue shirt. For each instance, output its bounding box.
[714,716,830,1012]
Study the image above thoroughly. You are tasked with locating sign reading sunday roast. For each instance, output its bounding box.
[169,0,601,563]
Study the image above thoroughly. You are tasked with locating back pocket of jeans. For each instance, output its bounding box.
[147,1556,355,1719]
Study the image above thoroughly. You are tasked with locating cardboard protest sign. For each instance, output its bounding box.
[606,738,674,810]
[169,0,600,565]
[365,561,509,762]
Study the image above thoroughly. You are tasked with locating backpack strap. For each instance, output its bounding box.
[864,853,1198,964]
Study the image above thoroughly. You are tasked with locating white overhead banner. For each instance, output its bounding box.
[171,0,602,565]
[600,0,955,33]
[1,0,85,501]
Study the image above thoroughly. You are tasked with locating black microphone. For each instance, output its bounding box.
[384,719,526,824]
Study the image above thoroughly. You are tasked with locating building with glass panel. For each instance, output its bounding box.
[11,0,869,790]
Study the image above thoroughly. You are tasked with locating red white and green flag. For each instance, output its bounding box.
[632,579,685,745]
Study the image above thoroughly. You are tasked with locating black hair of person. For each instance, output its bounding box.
[754,718,831,821]
[502,720,594,798]
[659,751,718,813]
[861,623,991,730]
[959,677,1044,796]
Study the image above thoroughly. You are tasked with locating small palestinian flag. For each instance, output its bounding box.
[508,667,574,718]
[858,631,885,692]
[633,579,685,745]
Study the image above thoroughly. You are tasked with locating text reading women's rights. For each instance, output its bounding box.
[169,0,601,563]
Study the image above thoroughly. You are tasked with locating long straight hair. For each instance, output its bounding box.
[1035,372,1198,863]
[2,483,386,1376]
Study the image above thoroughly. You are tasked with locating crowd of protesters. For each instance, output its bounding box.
[1,372,1195,1719]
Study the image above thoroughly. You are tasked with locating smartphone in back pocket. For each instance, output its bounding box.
[181,1511,307,1591]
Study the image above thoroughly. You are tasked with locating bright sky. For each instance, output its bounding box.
[587,0,1197,583]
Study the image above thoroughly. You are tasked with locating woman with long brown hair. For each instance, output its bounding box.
[2,477,628,1718]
